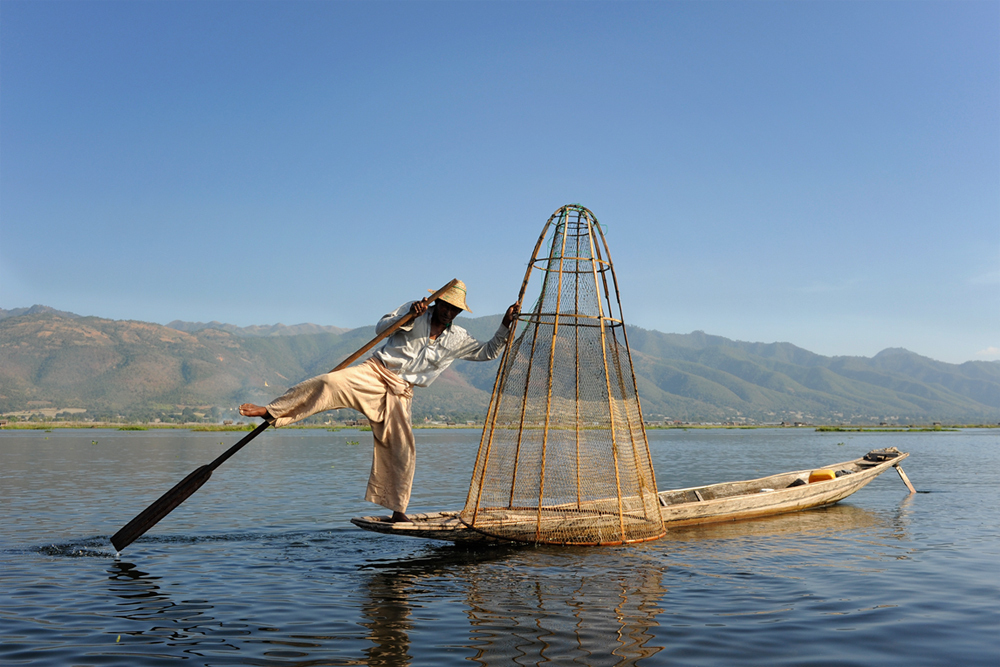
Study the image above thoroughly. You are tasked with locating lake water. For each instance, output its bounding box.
[1,426,998,666]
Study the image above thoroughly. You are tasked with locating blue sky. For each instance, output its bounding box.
[1,1,997,364]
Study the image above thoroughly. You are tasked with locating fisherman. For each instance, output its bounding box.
[239,280,519,523]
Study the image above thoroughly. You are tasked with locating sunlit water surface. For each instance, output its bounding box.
[2,427,998,666]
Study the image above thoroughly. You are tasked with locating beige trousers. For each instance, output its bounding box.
[266,358,416,513]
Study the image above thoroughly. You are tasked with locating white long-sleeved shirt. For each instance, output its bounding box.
[372,301,510,387]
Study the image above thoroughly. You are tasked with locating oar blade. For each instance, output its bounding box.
[111,464,213,551]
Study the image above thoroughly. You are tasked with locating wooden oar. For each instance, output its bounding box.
[110,279,459,552]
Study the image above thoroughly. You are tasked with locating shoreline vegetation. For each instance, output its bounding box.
[0,421,995,432]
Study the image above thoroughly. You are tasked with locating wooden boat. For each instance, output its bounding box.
[351,447,913,544]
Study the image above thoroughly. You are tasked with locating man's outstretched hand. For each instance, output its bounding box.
[502,303,521,328]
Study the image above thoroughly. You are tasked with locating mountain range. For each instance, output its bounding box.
[1,305,997,424]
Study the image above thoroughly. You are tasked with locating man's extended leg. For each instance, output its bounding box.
[252,363,388,428]
[238,361,414,521]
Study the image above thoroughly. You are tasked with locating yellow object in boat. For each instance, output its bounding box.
[808,469,836,483]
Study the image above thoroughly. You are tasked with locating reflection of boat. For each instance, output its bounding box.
[351,448,913,544]
[661,502,887,542]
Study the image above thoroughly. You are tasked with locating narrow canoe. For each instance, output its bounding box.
[351,447,912,544]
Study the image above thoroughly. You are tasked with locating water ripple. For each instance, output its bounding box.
[2,428,999,665]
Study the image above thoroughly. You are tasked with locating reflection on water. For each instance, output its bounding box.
[663,503,887,543]
[461,553,666,665]
[95,502,904,666]
[362,568,418,666]
[3,428,999,665]
[107,560,246,657]
[104,542,670,666]
[360,545,667,665]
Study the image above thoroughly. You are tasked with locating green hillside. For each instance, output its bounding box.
[1,310,997,424]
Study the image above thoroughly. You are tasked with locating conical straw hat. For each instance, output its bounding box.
[428,279,472,312]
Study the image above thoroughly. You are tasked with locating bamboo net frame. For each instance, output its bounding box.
[460,204,664,545]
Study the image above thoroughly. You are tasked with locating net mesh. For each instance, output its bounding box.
[460,205,664,545]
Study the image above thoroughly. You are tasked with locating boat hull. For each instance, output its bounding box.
[656,451,907,527]
[351,450,910,543]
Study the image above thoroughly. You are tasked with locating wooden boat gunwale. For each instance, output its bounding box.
[654,450,908,528]
[350,449,911,544]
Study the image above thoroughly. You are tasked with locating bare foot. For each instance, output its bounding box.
[389,511,410,523]
[239,403,268,417]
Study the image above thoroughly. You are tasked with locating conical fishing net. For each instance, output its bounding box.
[460,205,664,545]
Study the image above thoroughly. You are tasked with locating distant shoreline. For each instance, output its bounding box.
[0,421,995,432]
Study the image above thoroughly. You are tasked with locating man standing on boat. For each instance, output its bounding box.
[239,280,519,523]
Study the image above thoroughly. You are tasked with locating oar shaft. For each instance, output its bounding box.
[208,421,271,472]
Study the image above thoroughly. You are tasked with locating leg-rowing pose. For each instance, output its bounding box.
[238,281,519,524]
